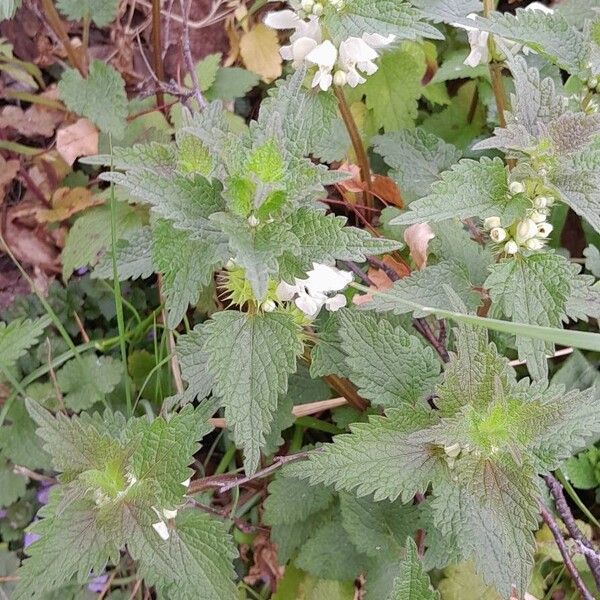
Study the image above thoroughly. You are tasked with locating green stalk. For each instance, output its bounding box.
[556,468,600,529]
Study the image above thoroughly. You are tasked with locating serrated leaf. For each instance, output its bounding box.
[194,53,221,92]
[323,0,443,42]
[485,252,577,380]
[340,493,419,559]
[388,537,439,600]
[475,8,588,75]
[359,44,427,131]
[337,310,440,408]
[287,407,441,502]
[436,562,501,600]
[0,316,49,368]
[0,461,26,507]
[584,244,600,277]
[92,226,154,281]
[410,0,482,24]
[0,0,20,20]
[205,66,260,102]
[202,310,303,473]
[373,129,462,204]
[391,158,526,225]
[309,312,352,379]
[57,354,122,412]
[176,327,214,405]
[58,61,127,137]
[152,219,224,328]
[56,0,118,26]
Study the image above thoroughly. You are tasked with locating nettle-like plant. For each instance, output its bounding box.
[4,0,600,599]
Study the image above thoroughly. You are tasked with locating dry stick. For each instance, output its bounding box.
[151,0,167,113]
[127,580,143,600]
[39,0,87,76]
[333,85,374,213]
[179,0,208,110]
[544,474,600,591]
[483,0,508,129]
[538,500,595,600]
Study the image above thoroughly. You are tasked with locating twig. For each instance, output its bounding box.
[136,0,233,29]
[127,580,142,600]
[98,570,118,600]
[12,465,55,483]
[414,317,450,363]
[544,474,600,591]
[39,0,87,76]
[73,311,90,343]
[187,498,268,533]
[187,451,312,495]
[151,0,167,113]
[343,261,374,287]
[324,374,368,411]
[538,499,594,600]
[483,0,507,129]
[178,0,208,110]
[508,347,573,367]
[334,86,373,213]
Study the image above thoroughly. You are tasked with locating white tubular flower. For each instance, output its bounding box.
[264,9,301,30]
[265,12,321,67]
[338,34,394,87]
[504,240,519,255]
[530,210,547,224]
[361,33,396,49]
[515,218,538,243]
[276,280,300,301]
[333,69,347,86]
[325,293,347,312]
[294,289,325,317]
[537,222,553,238]
[490,227,507,243]
[534,196,549,209]
[453,14,489,67]
[483,216,501,230]
[525,238,545,250]
[509,181,525,195]
[261,299,277,312]
[304,263,353,294]
[306,40,337,90]
[152,521,170,541]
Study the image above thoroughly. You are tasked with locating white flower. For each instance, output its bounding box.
[530,210,547,224]
[454,14,490,67]
[275,263,353,318]
[537,222,553,238]
[509,181,525,195]
[306,40,337,90]
[261,299,276,312]
[265,11,322,68]
[264,9,301,30]
[515,218,538,243]
[525,2,554,15]
[533,196,549,209]
[444,443,461,459]
[248,215,260,227]
[490,227,507,243]
[333,69,347,86]
[163,508,178,520]
[338,34,395,87]
[361,33,396,49]
[152,521,170,541]
[181,478,191,488]
[525,238,545,250]
[504,240,519,255]
[483,216,501,230]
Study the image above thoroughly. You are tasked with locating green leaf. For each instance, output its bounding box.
[62,203,143,280]
[359,44,427,131]
[57,354,122,412]
[340,493,419,559]
[337,310,440,408]
[373,129,462,204]
[58,61,127,137]
[176,327,214,405]
[56,0,118,26]
[323,0,443,42]
[437,562,501,600]
[152,219,224,328]
[485,252,577,380]
[0,461,27,507]
[564,447,600,490]
[410,0,481,24]
[273,565,355,600]
[92,226,154,281]
[552,349,600,391]
[390,158,527,225]
[0,0,20,20]
[205,67,260,101]
[0,316,49,368]
[202,310,303,473]
[584,244,600,277]
[309,312,353,379]
[388,537,439,600]
[194,53,221,92]
[475,8,589,75]
[295,519,367,580]
[287,407,441,502]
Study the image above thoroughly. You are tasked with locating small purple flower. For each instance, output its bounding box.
[0,509,7,519]
[36,482,53,505]
[87,573,109,593]
[23,531,40,548]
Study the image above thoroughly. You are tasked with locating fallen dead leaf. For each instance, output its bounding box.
[244,531,284,589]
[0,104,61,137]
[353,266,394,306]
[404,222,435,270]
[36,187,102,223]
[0,156,20,199]
[56,118,98,166]
[338,164,403,207]
[240,23,282,82]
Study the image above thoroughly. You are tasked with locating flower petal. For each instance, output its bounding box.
[325,294,347,312]
[276,280,299,301]
[152,521,170,541]
[306,40,338,68]
[361,33,396,49]
[295,291,323,317]
[264,9,301,30]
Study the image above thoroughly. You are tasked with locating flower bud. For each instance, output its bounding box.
[490,227,507,243]
[444,443,461,459]
[525,238,544,250]
[483,216,501,230]
[534,196,548,209]
[530,211,547,224]
[504,240,519,255]
[312,2,323,15]
[589,76,599,89]
[301,0,314,10]
[333,69,347,86]
[515,218,538,243]
[247,215,260,227]
[536,222,553,238]
[261,299,276,312]
[509,181,525,195]
[225,258,236,270]
[163,509,178,520]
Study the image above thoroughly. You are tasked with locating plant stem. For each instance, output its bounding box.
[40,0,87,76]
[556,469,600,529]
[151,0,166,113]
[333,85,373,213]
[483,0,508,129]
[109,136,133,417]
[538,499,594,600]
[295,416,344,435]
[179,0,207,110]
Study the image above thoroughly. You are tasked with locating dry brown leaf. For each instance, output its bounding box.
[0,156,20,199]
[56,118,98,166]
[0,105,59,137]
[36,187,102,223]
[240,24,282,83]
[243,531,284,589]
[337,164,403,207]
[404,222,435,270]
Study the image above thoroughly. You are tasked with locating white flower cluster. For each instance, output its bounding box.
[456,2,553,68]
[264,3,395,90]
[151,477,191,541]
[484,182,554,255]
[276,262,353,317]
